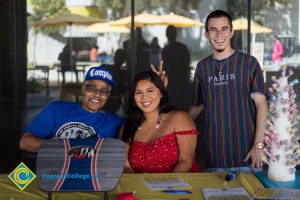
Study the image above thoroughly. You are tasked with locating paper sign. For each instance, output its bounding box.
[253,188,300,200]
[202,187,251,200]
[141,176,191,191]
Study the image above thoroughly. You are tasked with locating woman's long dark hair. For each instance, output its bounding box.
[122,71,175,142]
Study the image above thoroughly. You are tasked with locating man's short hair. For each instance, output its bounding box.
[205,10,233,32]
[166,25,177,40]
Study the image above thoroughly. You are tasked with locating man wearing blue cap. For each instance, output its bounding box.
[20,66,125,152]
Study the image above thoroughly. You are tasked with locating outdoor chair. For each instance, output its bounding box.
[27,65,50,96]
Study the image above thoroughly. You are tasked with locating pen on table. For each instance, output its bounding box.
[163,190,192,194]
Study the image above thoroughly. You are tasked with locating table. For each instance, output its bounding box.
[54,63,92,84]
[0,172,264,200]
[255,170,300,188]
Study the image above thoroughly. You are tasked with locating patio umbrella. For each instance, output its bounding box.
[110,13,163,27]
[160,12,204,28]
[84,22,130,33]
[111,12,203,28]
[233,17,272,52]
[34,13,104,28]
[84,22,130,56]
[232,17,272,33]
[34,13,104,60]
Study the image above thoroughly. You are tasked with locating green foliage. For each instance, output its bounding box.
[257,0,293,25]
[252,9,269,25]
[97,0,201,18]
[227,0,245,19]
[27,62,37,69]
[27,75,44,93]
[160,0,201,14]
[227,0,292,23]
[28,0,69,36]
[150,0,161,8]
[262,0,293,8]
[98,0,129,17]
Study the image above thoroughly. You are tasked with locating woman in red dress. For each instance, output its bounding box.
[120,71,202,173]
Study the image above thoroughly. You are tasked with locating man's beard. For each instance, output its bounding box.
[216,48,225,52]
[208,39,225,53]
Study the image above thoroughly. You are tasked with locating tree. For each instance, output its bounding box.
[28,0,69,64]
[97,0,201,19]
[28,0,69,37]
[261,0,293,8]
[227,0,293,23]
[97,0,130,18]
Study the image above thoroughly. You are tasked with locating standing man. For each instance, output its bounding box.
[189,10,267,172]
[20,66,125,153]
[162,25,191,110]
[58,44,78,84]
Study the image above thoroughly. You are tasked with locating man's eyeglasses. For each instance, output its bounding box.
[84,85,110,96]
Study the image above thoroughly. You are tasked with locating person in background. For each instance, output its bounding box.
[189,10,267,172]
[135,28,150,72]
[272,35,284,70]
[162,25,191,110]
[90,44,99,62]
[20,66,125,153]
[58,44,78,83]
[149,37,162,68]
[123,28,150,73]
[120,70,202,173]
[101,49,129,115]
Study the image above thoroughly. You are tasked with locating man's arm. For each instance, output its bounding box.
[252,93,268,147]
[20,133,45,153]
[244,93,267,168]
[188,105,204,120]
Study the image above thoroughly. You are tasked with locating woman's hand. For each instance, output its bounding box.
[150,61,168,88]
[244,147,264,169]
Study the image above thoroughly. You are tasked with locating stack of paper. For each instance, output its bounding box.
[253,188,300,200]
[141,176,191,191]
[202,187,252,200]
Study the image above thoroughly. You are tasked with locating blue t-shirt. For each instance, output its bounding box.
[25,101,125,139]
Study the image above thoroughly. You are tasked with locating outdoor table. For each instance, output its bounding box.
[54,63,92,84]
[0,172,265,200]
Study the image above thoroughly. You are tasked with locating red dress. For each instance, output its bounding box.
[128,130,202,173]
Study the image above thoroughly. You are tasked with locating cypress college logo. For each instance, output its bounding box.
[8,162,36,190]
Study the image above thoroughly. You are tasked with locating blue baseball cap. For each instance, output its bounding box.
[85,66,116,87]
